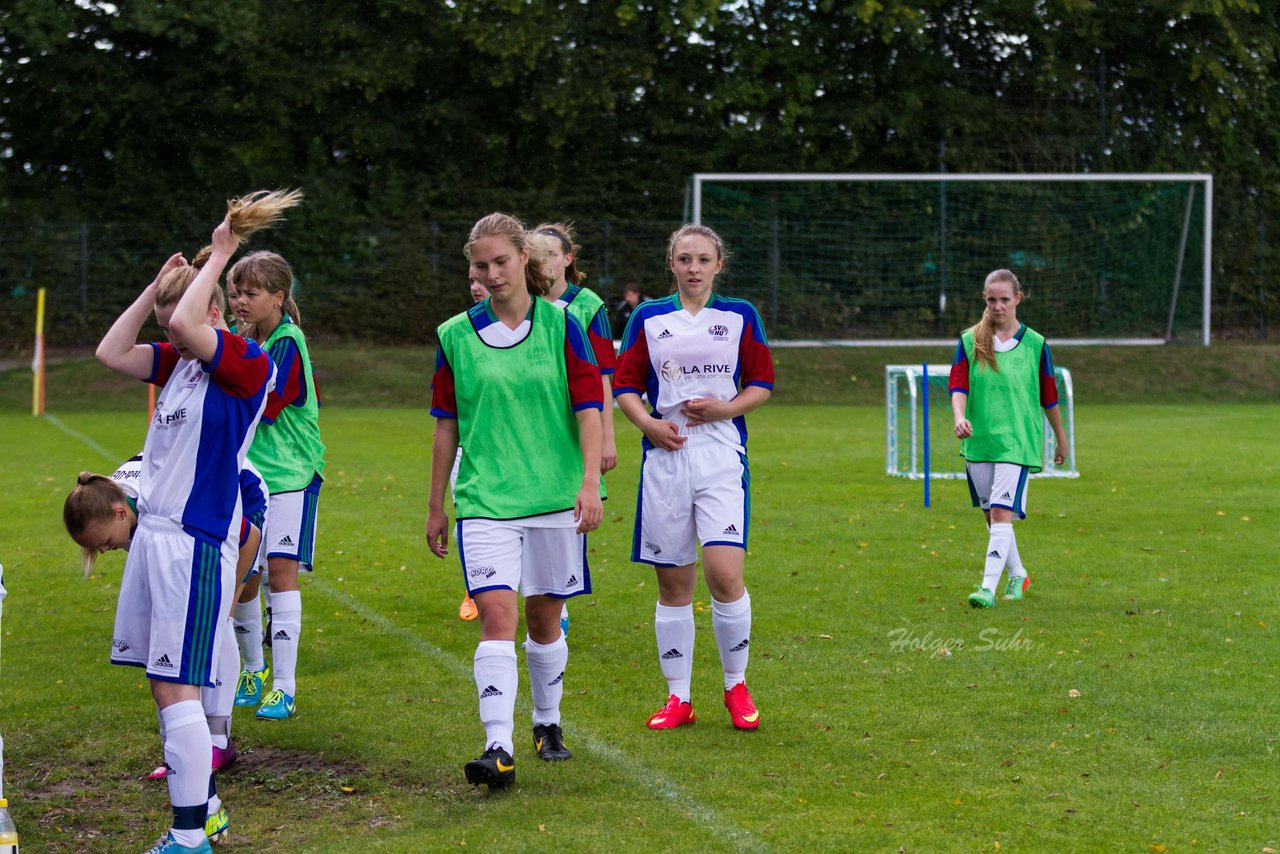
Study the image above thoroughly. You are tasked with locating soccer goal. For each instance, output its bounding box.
[689,173,1213,346]
[885,364,1078,480]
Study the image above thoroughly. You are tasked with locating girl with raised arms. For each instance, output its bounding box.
[613,224,774,732]
[949,269,1068,608]
[426,213,603,789]
[93,192,289,853]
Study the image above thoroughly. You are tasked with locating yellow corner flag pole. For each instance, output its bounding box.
[32,287,46,416]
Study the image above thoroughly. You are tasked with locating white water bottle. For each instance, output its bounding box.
[0,797,18,854]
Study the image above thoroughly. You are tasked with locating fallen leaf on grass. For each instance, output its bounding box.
[818,634,832,639]
[1068,689,1081,698]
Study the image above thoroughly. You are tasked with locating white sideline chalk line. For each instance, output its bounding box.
[45,413,122,462]
[311,579,771,852]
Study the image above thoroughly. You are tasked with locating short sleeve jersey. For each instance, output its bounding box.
[948,323,1057,472]
[552,285,616,375]
[431,298,603,520]
[614,292,774,453]
[142,329,275,542]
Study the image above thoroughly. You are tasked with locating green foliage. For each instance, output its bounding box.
[0,1,1277,341]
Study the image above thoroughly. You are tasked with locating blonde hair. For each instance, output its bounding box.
[970,269,1023,371]
[665,224,730,292]
[63,472,128,576]
[533,221,585,285]
[465,213,554,297]
[227,251,298,341]
[155,189,303,315]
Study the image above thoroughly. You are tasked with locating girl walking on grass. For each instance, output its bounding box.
[949,269,1068,609]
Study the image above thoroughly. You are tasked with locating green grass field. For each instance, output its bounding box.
[1,349,1278,851]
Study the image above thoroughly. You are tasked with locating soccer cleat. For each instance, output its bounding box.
[532,723,572,761]
[968,586,996,608]
[723,682,760,731]
[647,694,696,730]
[255,689,296,720]
[211,741,236,772]
[204,806,229,842]
[1003,572,1030,601]
[146,762,171,781]
[142,832,213,854]
[464,745,515,789]
[459,596,478,621]
[234,666,270,707]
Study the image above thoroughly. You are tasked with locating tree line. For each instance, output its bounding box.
[1,0,1275,346]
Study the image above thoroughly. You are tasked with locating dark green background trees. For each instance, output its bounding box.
[2,0,1276,344]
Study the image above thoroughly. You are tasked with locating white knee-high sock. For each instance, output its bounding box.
[1005,528,1026,578]
[160,700,211,847]
[654,602,695,703]
[711,591,752,690]
[474,640,517,754]
[525,633,568,727]
[983,523,1014,592]
[200,621,237,748]
[269,590,301,695]
[233,599,265,673]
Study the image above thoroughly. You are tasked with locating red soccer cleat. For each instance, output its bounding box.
[724,682,760,730]
[647,694,696,730]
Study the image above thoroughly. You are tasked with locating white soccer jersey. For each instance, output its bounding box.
[140,330,275,542]
[614,292,774,452]
[111,455,143,501]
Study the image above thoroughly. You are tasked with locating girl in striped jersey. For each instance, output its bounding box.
[93,208,277,854]
[427,212,603,788]
[614,224,774,732]
[949,269,1068,609]
[227,246,325,722]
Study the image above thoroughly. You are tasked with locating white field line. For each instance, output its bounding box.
[311,579,772,852]
[45,413,122,462]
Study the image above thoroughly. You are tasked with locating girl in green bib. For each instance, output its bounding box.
[948,270,1068,609]
[227,250,326,719]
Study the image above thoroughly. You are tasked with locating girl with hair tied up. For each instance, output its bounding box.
[949,269,1068,609]
[93,191,291,854]
[225,209,325,724]
[63,453,268,844]
[614,223,774,733]
[427,212,603,789]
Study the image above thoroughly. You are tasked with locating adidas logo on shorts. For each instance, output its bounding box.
[657,329,673,340]
[988,550,1002,559]
[274,629,291,641]
[661,648,683,660]
[722,524,739,536]
[153,654,174,670]
[480,685,503,698]
[730,639,749,652]
[1000,492,1012,500]
[234,625,249,635]
[566,574,579,588]
[277,535,295,548]
[549,672,564,686]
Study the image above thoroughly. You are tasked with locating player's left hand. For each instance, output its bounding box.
[211,214,238,256]
[574,488,602,534]
[681,397,733,426]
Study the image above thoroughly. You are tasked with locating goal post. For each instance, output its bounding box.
[689,173,1213,346]
[885,364,1078,480]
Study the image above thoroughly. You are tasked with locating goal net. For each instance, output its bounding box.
[689,174,1212,345]
[885,364,1077,480]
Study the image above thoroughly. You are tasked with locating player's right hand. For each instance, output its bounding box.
[425,509,450,558]
[643,417,687,451]
[954,417,973,439]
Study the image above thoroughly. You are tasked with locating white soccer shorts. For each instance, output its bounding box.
[111,514,236,687]
[263,474,321,570]
[633,435,749,567]
[966,461,1030,519]
[456,511,590,599]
